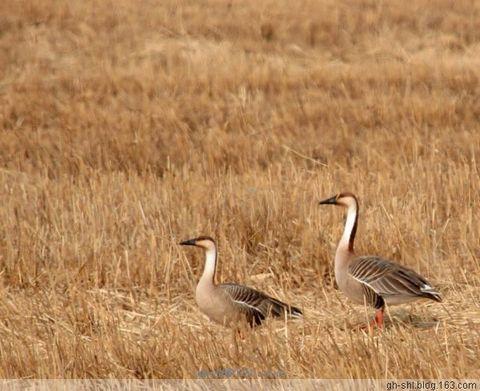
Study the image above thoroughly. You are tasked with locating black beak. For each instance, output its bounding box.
[319,195,338,205]
[179,239,197,246]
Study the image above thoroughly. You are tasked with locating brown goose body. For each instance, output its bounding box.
[180,236,302,327]
[320,193,442,328]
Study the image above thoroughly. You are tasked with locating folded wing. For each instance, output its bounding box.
[220,283,303,326]
[348,256,442,304]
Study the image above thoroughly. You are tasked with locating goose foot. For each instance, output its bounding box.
[358,308,384,332]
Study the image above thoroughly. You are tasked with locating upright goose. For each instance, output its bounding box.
[319,192,442,329]
[179,236,303,327]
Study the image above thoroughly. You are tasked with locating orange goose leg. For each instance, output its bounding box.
[370,308,384,329]
[359,307,384,331]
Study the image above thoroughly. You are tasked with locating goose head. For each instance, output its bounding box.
[319,192,358,208]
[179,236,216,251]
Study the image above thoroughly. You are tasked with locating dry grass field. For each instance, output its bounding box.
[0,0,479,380]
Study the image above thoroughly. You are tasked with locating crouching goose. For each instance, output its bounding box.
[319,192,442,329]
[179,236,303,327]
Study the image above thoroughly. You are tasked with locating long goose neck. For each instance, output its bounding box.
[199,246,217,286]
[338,199,358,254]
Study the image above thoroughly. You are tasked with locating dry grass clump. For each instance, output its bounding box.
[0,0,479,379]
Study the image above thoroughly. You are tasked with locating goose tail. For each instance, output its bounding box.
[420,285,442,302]
[268,297,303,319]
[287,304,303,318]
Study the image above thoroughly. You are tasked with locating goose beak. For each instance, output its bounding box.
[179,239,197,246]
[319,195,338,205]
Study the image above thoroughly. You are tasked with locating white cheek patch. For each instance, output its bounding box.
[339,196,355,208]
[197,241,213,251]
[420,284,432,291]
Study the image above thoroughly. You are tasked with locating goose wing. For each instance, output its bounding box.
[219,283,302,326]
[348,256,442,302]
